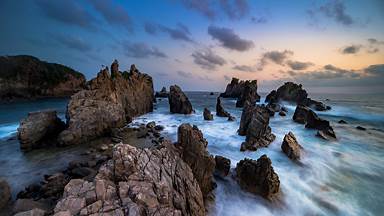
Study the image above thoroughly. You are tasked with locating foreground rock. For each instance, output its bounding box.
[0,178,11,209]
[155,86,168,98]
[57,61,154,146]
[53,142,205,216]
[168,85,193,114]
[239,105,276,151]
[214,156,231,178]
[281,132,302,160]
[18,110,65,150]
[203,108,213,120]
[0,55,85,101]
[216,97,231,118]
[220,77,260,107]
[177,124,216,199]
[236,155,280,200]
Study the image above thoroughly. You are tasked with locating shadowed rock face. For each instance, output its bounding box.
[239,105,276,151]
[18,110,65,151]
[57,60,154,146]
[293,105,310,124]
[0,55,85,101]
[281,132,302,160]
[203,108,213,120]
[236,155,280,200]
[216,97,231,118]
[53,142,206,216]
[214,155,231,178]
[168,85,193,114]
[177,124,216,199]
[220,78,260,107]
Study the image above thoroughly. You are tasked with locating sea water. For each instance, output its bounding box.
[1,93,384,216]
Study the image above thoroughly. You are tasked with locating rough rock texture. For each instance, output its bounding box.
[57,61,154,146]
[235,155,280,200]
[14,208,46,216]
[281,132,302,160]
[54,142,206,216]
[177,124,216,198]
[168,85,193,114]
[0,178,11,209]
[0,55,85,101]
[293,105,310,124]
[214,156,231,178]
[305,110,336,139]
[220,78,260,107]
[18,110,65,150]
[155,86,168,98]
[239,105,276,151]
[216,97,231,118]
[203,108,213,120]
[13,199,49,214]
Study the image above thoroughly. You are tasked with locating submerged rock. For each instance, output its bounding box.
[18,110,65,150]
[216,97,231,118]
[356,126,366,131]
[57,60,154,146]
[155,86,168,98]
[203,108,213,120]
[177,124,216,198]
[281,132,302,160]
[168,85,193,114]
[0,178,11,209]
[239,105,276,151]
[214,155,231,178]
[235,155,280,200]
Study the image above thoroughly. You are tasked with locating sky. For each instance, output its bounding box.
[0,0,383,93]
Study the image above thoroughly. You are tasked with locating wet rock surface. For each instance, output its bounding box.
[216,97,231,118]
[18,110,65,151]
[281,132,302,160]
[214,156,231,178]
[235,155,280,200]
[57,60,154,146]
[168,85,193,114]
[203,108,213,120]
[293,105,310,124]
[239,105,276,151]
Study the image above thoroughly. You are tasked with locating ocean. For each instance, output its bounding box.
[1,92,384,216]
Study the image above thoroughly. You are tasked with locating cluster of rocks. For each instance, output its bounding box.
[220,77,260,107]
[155,86,168,98]
[168,85,193,114]
[238,104,276,151]
[0,55,85,101]
[293,105,336,140]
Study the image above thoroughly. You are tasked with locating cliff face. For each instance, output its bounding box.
[0,55,86,100]
[58,60,155,146]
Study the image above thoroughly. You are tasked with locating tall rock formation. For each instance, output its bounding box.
[168,85,193,114]
[220,77,260,107]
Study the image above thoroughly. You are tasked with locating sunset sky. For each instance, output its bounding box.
[1,0,383,93]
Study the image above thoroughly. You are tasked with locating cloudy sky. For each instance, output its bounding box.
[0,0,383,93]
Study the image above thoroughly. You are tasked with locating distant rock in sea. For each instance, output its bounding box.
[220,77,260,107]
[168,85,193,114]
[0,55,85,101]
[203,107,213,120]
[155,86,168,98]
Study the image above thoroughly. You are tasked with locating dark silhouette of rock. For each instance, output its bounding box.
[168,85,193,114]
[214,155,231,178]
[293,105,310,124]
[210,92,214,95]
[177,124,216,198]
[356,126,366,131]
[53,142,206,216]
[216,97,231,117]
[281,132,302,160]
[0,178,11,209]
[235,155,280,200]
[239,105,276,151]
[338,120,347,124]
[57,60,154,146]
[220,78,260,107]
[305,110,336,139]
[228,116,236,121]
[279,111,286,116]
[0,55,85,101]
[265,90,277,104]
[203,108,213,120]
[18,110,65,150]
[155,86,168,98]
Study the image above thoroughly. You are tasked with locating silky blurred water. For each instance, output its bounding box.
[1,93,384,215]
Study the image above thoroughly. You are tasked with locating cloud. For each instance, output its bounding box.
[232,64,256,72]
[51,34,92,52]
[144,22,157,35]
[341,45,361,54]
[177,70,193,78]
[191,48,227,70]
[258,50,293,70]
[286,60,314,70]
[367,38,384,53]
[368,38,384,45]
[251,16,267,24]
[364,64,384,76]
[198,75,213,81]
[208,25,254,51]
[158,23,194,42]
[88,0,133,32]
[307,0,355,26]
[219,0,250,20]
[224,75,231,81]
[123,42,167,58]
[35,0,96,29]
[180,0,216,19]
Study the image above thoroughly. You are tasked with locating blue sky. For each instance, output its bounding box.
[0,0,383,93]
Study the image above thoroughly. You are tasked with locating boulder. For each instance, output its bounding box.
[281,132,302,160]
[0,55,85,101]
[57,60,154,146]
[13,199,48,214]
[239,105,276,151]
[293,105,310,124]
[305,110,336,139]
[155,86,168,98]
[216,97,231,117]
[279,111,286,116]
[214,156,231,178]
[203,108,213,120]
[0,178,11,209]
[235,155,280,200]
[168,85,193,114]
[235,80,260,107]
[356,126,366,131]
[54,142,205,216]
[177,124,216,198]
[14,208,46,216]
[338,120,347,124]
[18,110,65,150]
